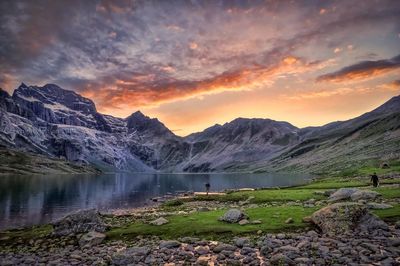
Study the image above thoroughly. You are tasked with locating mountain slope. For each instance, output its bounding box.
[0,83,399,174]
[180,118,300,172]
[262,96,400,174]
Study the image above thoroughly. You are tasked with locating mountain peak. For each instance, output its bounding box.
[129,110,146,119]
[19,82,29,89]
[13,83,97,114]
[126,111,174,137]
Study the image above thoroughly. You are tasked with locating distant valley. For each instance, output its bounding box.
[1,83,399,175]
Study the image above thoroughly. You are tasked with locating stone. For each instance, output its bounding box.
[276,233,286,239]
[159,240,181,249]
[328,188,359,202]
[239,219,249,225]
[285,217,294,224]
[311,202,388,236]
[112,247,150,265]
[395,221,400,229]
[226,259,241,265]
[149,217,169,226]
[350,190,380,201]
[52,209,107,236]
[366,203,393,209]
[294,257,311,264]
[213,244,236,253]
[195,256,209,266]
[251,219,262,224]
[218,209,248,223]
[389,238,400,247]
[302,216,312,223]
[78,231,105,248]
[194,246,209,255]
[270,253,294,265]
[356,212,389,232]
[235,237,250,247]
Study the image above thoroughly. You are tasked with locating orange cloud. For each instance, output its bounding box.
[379,80,400,91]
[317,54,400,83]
[81,56,327,115]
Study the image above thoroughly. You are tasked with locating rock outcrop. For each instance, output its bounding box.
[350,190,380,201]
[328,188,359,202]
[52,209,108,236]
[311,202,388,236]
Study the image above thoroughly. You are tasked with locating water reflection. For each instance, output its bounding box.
[0,172,310,229]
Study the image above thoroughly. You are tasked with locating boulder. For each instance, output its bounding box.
[52,209,107,236]
[356,212,389,232]
[311,202,388,236]
[149,217,169,226]
[159,240,181,249]
[79,231,106,247]
[112,247,151,265]
[235,237,250,248]
[219,209,248,223]
[328,188,359,202]
[350,190,380,201]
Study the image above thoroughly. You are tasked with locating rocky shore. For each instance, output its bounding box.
[1,181,399,265]
[1,224,399,265]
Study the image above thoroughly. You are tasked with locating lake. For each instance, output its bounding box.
[0,172,310,230]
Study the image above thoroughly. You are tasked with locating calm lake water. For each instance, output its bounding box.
[0,172,310,230]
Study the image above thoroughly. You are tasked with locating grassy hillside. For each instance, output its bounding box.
[0,147,100,175]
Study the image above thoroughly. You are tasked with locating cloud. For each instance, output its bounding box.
[1,0,399,114]
[80,56,327,113]
[316,54,400,83]
[379,80,400,91]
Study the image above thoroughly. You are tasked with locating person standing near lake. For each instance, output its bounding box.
[370,172,379,187]
[205,182,210,195]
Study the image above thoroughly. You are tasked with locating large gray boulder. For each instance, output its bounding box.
[52,209,108,236]
[311,202,388,236]
[79,231,106,247]
[328,188,359,202]
[219,209,248,223]
[350,190,380,201]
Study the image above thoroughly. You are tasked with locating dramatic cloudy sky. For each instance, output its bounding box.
[1,0,399,135]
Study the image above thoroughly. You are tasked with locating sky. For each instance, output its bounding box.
[0,0,399,136]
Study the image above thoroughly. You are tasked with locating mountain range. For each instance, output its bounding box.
[0,83,399,175]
